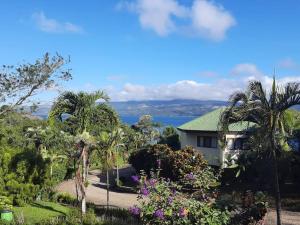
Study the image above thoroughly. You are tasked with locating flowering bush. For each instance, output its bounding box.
[129,174,230,225]
[129,144,211,182]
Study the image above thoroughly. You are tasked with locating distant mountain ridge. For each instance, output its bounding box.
[32,99,300,119]
[32,99,229,118]
[109,99,228,117]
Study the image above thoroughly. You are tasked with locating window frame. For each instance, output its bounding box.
[197,136,217,148]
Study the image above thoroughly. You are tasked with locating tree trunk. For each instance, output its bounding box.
[116,162,119,186]
[270,118,282,225]
[116,148,119,186]
[106,167,110,209]
[74,158,79,204]
[82,147,87,214]
[272,149,282,225]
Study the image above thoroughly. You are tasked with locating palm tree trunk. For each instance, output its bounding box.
[106,167,110,209]
[82,147,87,214]
[273,153,282,225]
[116,162,119,186]
[270,119,282,225]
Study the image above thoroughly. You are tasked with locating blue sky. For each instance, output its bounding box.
[1,0,300,102]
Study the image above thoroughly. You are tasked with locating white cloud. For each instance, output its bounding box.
[231,63,263,78]
[118,0,235,41]
[107,79,240,101]
[278,58,298,69]
[105,64,300,101]
[191,0,236,41]
[118,0,188,36]
[32,11,83,34]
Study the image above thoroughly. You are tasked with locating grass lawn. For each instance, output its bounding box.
[13,201,70,224]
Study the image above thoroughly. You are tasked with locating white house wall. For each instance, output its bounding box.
[179,131,221,166]
[179,130,244,167]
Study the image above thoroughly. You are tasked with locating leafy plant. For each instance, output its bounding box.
[0,196,12,211]
[129,173,230,225]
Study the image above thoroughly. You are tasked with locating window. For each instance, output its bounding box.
[197,136,217,148]
[227,138,249,150]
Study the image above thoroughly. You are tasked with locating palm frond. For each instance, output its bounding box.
[277,82,300,111]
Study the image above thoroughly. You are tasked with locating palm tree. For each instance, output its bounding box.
[220,79,300,225]
[49,91,112,214]
[97,128,123,208]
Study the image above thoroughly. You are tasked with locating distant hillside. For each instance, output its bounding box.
[32,99,229,118]
[109,99,228,117]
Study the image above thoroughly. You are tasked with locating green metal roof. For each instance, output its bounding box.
[178,107,254,132]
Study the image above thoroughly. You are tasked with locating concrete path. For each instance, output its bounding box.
[56,168,138,209]
[265,209,300,225]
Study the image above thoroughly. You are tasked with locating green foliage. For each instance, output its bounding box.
[0,196,13,211]
[132,115,160,145]
[220,79,300,225]
[55,192,77,206]
[130,175,230,225]
[230,191,268,225]
[129,144,209,181]
[0,112,68,206]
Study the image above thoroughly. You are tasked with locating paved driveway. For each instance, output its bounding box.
[56,168,138,208]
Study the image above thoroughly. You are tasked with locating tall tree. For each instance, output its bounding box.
[97,128,123,208]
[220,79,300,225]
[0,53,71,116]
[49,91,116,214]
[132,115,160,145]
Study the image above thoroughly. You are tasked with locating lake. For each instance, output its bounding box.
[120,115,196,127]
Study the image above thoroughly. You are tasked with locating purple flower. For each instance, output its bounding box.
[131,175,140,183]
[186,172,195,180]
[179,208,188,217]
[154,209,164,220]
[149,178,157,187]
[129,206,141,216]
[167,196,173,204]
[141,187,150,196]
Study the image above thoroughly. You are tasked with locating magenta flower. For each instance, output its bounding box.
[186,172,195,180]
[131,175,140,183]
[129,205,141,216]
[149,178,157,187]
[141,186,150,196]
[154,209,164,220]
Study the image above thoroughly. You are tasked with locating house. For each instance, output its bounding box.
[177,107,254,167]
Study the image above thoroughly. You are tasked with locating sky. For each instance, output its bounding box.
[1,0,300,103]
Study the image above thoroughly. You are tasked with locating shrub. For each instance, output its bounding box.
[129,175,230,225]
[129,144,209,181]
[56,192,77,206]
[230,191,268,225]
[0,196,13,211]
